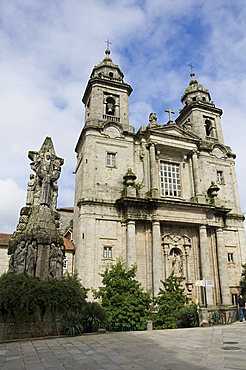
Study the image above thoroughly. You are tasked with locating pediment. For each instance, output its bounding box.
[149,124,199,141]
[211,144,228,158]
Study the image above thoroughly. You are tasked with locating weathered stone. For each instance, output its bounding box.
[73,49,246,304]
[8,137,64,280]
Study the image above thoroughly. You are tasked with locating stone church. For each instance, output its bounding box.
[71,47,246,306]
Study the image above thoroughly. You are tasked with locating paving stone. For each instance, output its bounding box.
[1,322,246,369]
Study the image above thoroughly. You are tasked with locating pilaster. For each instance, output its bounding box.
[152,221,162,296]
[216,227,231,305]
[199,225,213,305]
[126,220,136,268]
[149,143,158,198]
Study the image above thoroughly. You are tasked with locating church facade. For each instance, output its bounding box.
[73,48,246,306]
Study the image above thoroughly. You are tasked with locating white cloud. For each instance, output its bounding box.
[0,0,246,232]
[0,179,26,233]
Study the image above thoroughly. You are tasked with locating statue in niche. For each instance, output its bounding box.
[170,247,183,276]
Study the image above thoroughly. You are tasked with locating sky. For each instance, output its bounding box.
[0,0,246,233]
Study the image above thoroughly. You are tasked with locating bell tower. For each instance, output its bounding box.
[176,71,224,144]
[82,47,132,129]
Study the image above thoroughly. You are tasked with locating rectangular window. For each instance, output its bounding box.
[217,170,224,184]
[227,252,234,262]
[63,256,68,269]
[106,152,116,167]
[160,162,181,197]
[103,246,113,259]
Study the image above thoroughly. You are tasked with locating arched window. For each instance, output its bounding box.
[106,96,115,115]
[205,119,215,137]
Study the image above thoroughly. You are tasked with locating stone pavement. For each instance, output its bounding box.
[0,321,246,370]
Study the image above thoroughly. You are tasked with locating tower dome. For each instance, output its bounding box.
[181,71,211,106]
[89,48,125,81]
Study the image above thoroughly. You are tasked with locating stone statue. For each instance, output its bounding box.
[8,137,65,281]
[14,241,27,274]
[29,138,63,209]
[25,240,37,276]
[149,112,157,124]
[49,243,64,279]
[170,249,183,276]
[26,174,35,206]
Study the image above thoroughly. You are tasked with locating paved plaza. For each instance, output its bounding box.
[0,321,246,370]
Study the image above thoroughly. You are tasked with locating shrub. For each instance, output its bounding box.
[94,259,151,330]
[63,311,85,336]
[0,272,88,323]
[154,273,187,329]
[82,302,107,332]
[177,304,199,328]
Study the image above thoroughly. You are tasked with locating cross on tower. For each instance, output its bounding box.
[165,108,175,122]
[105,37,112,49]
[188,63,194,73]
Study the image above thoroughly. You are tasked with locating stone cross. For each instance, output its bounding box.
[105,37,112,49]
[188,63,195,73]
[165,108,175,122]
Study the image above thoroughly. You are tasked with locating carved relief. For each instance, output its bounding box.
[162,234,192,282]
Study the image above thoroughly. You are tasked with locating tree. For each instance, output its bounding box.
[94,260,151,330]
[154,273,187,329]
[239,263,246,296]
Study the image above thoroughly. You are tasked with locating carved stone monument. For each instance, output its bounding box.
[8,137,64,280]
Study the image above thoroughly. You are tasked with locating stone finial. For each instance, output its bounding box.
[207,181,220,204]
[123,168,137,198]
[123,168,137,186]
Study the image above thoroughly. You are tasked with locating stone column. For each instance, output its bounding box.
[127,220,136,268]
[216,227,231,305]
[184,245,191,282]
[152,221,162,297]
[199,225,213,305]
[163,244,168,280]
[149,143,158,197]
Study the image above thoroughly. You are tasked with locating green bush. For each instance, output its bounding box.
[177,304,199,328]
[63,311,85,336]
[94,259,151,330]
[240,263,246,296]
[0,272,88,322]
[154,273,187,329]
[82,302,107,332]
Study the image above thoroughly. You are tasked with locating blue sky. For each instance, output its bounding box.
[0,0,246,232]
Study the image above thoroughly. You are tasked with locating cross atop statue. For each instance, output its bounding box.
[105,37,112,49]
[165,108,175,122]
